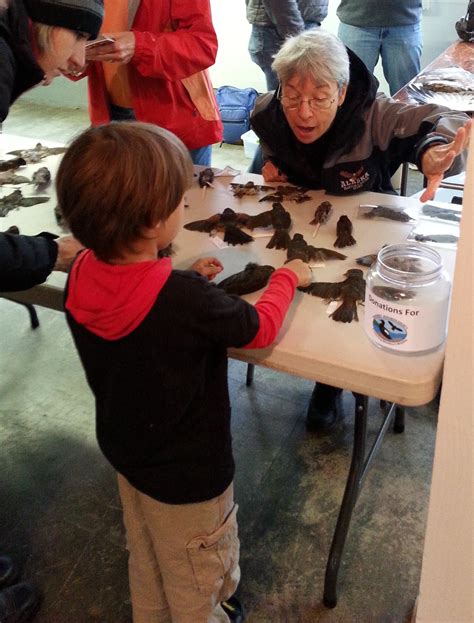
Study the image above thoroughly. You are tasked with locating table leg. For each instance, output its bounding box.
[400,162,409,197]
[394,405,405,433]
[246,363,255,387]
[323,396,399,607]
[16,302,40,329]
[323,393,368,608]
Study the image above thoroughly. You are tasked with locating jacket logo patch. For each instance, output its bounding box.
[339,167,370,191]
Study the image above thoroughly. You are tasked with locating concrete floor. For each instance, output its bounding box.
[1,102,436,623]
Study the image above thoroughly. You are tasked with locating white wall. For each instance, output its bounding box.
[415,145,473,623]
[21,0,469,108]
[209,0,467,94]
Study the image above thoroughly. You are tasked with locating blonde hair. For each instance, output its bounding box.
[272,29,350,88]
[32,22,55,52]
[56,122,194,261]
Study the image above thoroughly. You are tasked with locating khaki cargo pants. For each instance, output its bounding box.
[118,474,240,623]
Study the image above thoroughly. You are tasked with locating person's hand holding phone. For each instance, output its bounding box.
[85,32,135,64]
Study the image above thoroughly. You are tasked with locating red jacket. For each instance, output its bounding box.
[87,0,223,150]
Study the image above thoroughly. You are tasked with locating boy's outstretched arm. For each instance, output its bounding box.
[244,259,311,349]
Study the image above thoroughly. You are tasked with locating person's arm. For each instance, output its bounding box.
[370,98,470,193]
[0,233,57,292]
[262,0,305,38]
[243,268,299,349]
[86,0,218,80]
[197,261,311,350]
[418,119,471,201]
[0,234,84,292]
[0,38,14,122]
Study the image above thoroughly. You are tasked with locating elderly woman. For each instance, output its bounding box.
[250,29,470,431]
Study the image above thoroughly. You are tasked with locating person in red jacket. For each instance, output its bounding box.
[81,0,223,166]
[57,121,311,622]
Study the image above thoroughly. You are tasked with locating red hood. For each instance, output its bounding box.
[66,250,172,340]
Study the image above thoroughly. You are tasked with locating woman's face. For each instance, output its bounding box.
[280,75,347,144]
[36,27,87,85]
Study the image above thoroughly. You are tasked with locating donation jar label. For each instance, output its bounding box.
[364,290,449,353]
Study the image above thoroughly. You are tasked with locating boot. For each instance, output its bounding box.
[305,383,343,433]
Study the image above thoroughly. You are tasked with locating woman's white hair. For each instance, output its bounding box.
[33,23,55,52]
[272,29,350,88]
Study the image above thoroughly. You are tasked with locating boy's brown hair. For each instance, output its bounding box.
[56,122,194,261]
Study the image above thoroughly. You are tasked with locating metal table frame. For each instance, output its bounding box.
[246,362,406,607]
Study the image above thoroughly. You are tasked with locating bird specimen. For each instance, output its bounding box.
[230,181,273,198]
[0,171,30,185]
[32,167,51,189]
[184,207,253,245]
[259,185,311,203]
[421,204,461,223]
[361,204,413,222]
[198,168,215,188]
[217,263,275,295]
[0,157,26,172]
[414,233,458,244]
[265,202,292,250]
[8,143,66,163]
[310,200,332,237]
[0,189,50,217]
[299,269,366,323]
[334,215,356,248]
[286,233,347,264]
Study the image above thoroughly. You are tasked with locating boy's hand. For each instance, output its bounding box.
[190,257,223,281]
[283,259,312,288]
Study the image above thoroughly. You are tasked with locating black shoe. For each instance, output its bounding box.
[221,595,245,622]
[0,582,41,623]
[305,383,343,433]
[0,557,18,590]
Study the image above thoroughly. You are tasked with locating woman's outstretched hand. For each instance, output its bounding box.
[420,119,471,202]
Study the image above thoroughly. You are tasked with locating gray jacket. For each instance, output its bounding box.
[246,0,329,38]
[337,0,421,28]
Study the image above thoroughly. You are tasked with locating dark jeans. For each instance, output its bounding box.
[110,104,136,122]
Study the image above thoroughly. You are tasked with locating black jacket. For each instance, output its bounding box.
[0,232,58,292]
[251,49,468,194]
[0,3,56,292]
[0,0,44,122]
[66,269,260,505]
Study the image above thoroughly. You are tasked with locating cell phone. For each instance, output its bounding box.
[85,36,115,49]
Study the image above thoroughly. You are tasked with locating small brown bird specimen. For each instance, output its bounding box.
[299,269,366,323]
[334,215,356,248]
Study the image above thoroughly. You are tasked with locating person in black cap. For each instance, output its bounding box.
[0,3,103,621]
[1,0,103,119]
[0,0,104,297]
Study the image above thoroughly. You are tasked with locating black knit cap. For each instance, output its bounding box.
[25,0,104,40]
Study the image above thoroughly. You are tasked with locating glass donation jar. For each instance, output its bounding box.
[364,243,451,354]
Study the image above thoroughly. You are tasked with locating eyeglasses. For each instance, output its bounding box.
[277,84,338,111]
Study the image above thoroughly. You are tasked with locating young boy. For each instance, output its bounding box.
[57,122,311,623]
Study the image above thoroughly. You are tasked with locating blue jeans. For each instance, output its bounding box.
[249,22,319,91]
[109,105,212,166]
[189,145,212,166]
[338,22,422,95]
